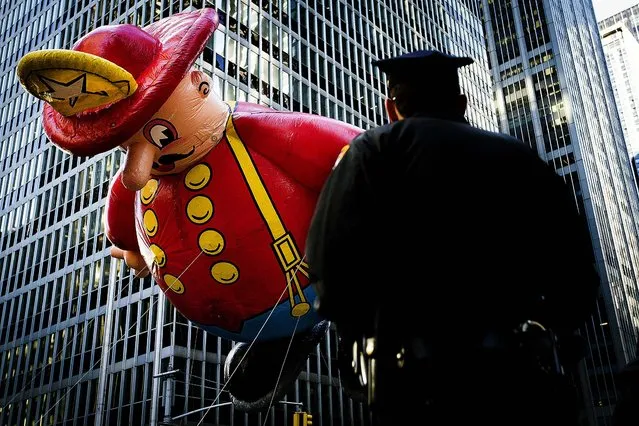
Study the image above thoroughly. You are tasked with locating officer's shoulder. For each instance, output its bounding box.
[472,125,530,145]
[349,122,396,151]
[450,121,541,157]
[381,117,526,147]
[351,118,536,157]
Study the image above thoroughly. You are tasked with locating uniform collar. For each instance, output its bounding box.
[412,112,469,124]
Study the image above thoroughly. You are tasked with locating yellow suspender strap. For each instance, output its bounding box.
[224,102,310,316]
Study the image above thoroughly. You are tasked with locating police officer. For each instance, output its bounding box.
[612,341,639,426]
[306,50,600,425]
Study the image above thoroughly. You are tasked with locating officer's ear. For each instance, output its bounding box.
[385,98,401,122]
[455,94,468,117]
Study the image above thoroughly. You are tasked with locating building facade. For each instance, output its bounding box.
[0,1,495,425]
[599,3,639,42]
[599,22,639,185]
[482,0,639,425]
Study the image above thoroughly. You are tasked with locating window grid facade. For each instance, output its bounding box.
[599,22,639,190]
[599,4,639,42]
[0,1,496,425]
[482,1,639,425]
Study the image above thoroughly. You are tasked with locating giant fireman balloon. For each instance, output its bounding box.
[17,10,361,345]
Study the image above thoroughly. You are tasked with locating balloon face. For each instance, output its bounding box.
[118,70,230,190]
[143,73,218,175]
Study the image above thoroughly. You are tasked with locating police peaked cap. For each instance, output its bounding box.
[372,50,474,94]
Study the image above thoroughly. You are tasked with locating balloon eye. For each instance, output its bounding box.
[198,81,210,96]
[143,119,178,149]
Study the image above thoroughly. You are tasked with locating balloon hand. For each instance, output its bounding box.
[110,246,150,278]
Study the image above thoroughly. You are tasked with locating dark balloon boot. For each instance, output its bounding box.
[224,320,329,411]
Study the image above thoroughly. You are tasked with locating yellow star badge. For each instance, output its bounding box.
[37,73,107,108]
[16,49,138,116]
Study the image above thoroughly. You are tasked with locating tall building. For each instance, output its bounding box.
[0,1,496,425]
[599,3,639,41]
[482,0,639,425]
[599,21,639,188]
[600,23,639,160]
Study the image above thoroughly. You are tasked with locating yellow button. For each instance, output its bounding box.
[143,209,159,237]
[149,244,166,267]
[211,262,239,284]
[185,164,212,190]
[199,229,225,255]
[140,179,159,205]
[163,273,185,294]
[186,196,214,224]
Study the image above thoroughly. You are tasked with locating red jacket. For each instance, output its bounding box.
[105,101,362,341]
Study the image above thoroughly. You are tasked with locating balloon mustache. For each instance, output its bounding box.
[152,146,195,170]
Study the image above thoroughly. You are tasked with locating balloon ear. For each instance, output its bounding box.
[190,69,210,97]
[189,69,204,84]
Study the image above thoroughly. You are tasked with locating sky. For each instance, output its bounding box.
[592,0,639,20]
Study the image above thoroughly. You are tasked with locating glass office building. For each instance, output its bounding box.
[0,1,496,425]
[600,23,639,161]
[482,1,639,425]
[599,17,639,191]
[599,3,639,42]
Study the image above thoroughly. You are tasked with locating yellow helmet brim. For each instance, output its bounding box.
[17,49,138,117]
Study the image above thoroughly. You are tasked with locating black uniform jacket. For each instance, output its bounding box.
[306,114,600,339]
